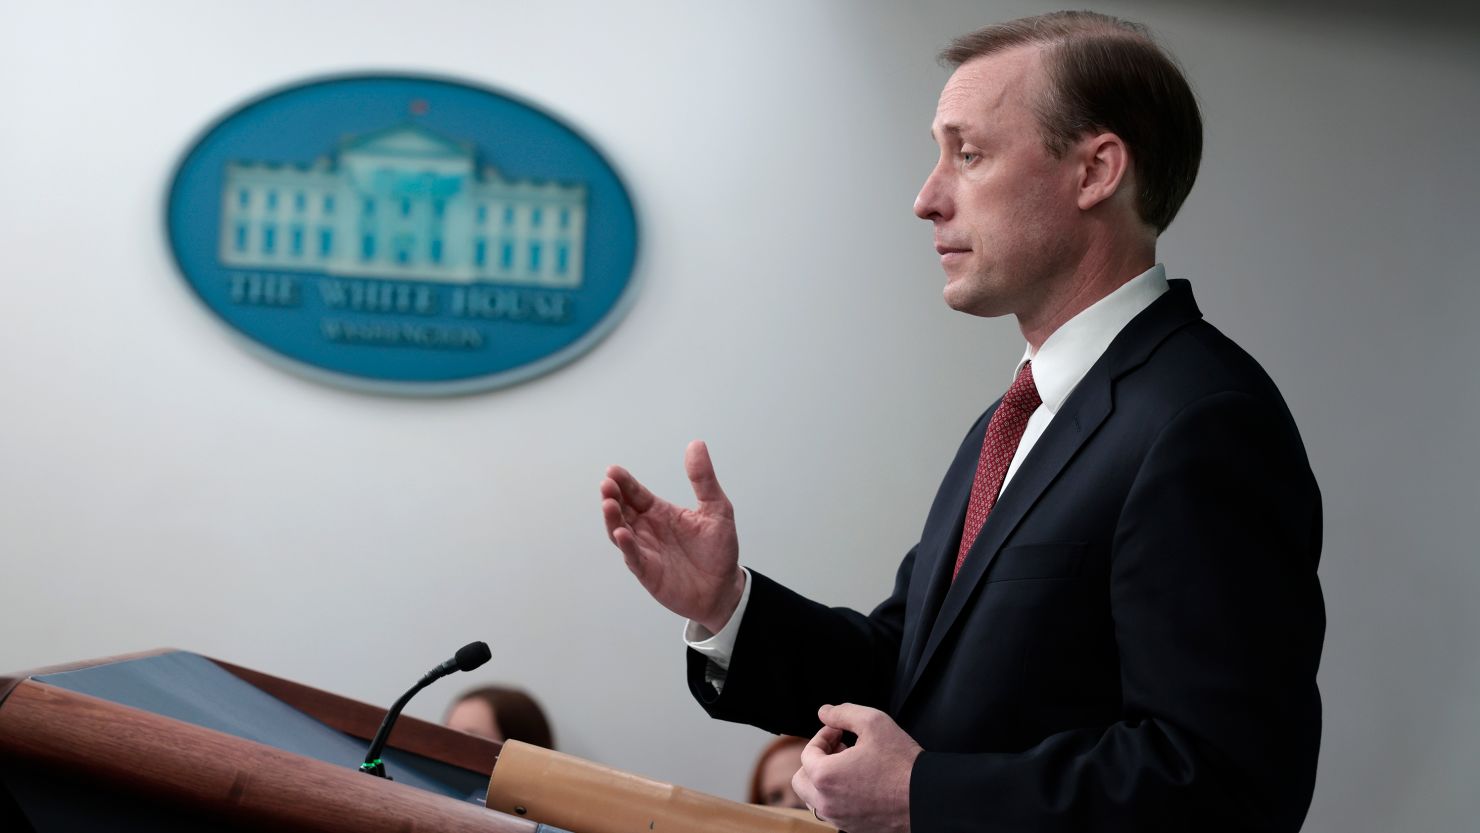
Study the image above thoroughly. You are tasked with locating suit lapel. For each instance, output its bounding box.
[894,280,1204,712]
[892,405,994,712]
[899,371,1113,704]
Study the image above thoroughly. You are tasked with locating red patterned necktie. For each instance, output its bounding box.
[954,361,1042,580]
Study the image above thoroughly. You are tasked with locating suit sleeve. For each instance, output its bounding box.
[686,552,913,740]
[911,390,1325,832]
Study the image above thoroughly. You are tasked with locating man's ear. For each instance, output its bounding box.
[1076,132,1131,212]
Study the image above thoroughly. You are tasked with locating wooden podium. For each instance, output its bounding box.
[0,649,548,833]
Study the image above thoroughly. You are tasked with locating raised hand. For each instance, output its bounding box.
[793,704,921,833]
[600,440,746,633]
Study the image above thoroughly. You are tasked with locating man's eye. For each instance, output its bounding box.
[960,152,979,166]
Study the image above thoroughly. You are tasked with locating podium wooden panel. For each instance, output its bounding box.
[0,649,536,833]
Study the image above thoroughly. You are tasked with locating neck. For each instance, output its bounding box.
[1017,237,1156,352]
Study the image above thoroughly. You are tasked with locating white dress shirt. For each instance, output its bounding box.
[686,265,1172,674]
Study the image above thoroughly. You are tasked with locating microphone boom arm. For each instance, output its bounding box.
[359,641,491,779]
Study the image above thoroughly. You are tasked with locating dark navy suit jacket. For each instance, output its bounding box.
[688,281,1325,832]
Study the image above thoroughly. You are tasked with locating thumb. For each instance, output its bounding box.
[818,703,882,737]
[684,440,731,513]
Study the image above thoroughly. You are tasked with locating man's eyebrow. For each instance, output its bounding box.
[931,123,963,142]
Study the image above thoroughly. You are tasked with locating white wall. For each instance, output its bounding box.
[1,1,1475,829]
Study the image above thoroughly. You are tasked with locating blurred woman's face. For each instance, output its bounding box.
[758,744,806,809]
[446,698,502,742]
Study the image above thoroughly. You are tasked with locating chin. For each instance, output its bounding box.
[942,284,1007,318]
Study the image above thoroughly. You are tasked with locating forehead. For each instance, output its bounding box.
[759,743,804,779]
[934,44,1045,133]
[448,697,494,724]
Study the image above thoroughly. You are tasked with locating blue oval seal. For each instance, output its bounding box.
[166,74,639,395]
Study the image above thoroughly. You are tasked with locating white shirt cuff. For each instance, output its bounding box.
[683,567,752,672]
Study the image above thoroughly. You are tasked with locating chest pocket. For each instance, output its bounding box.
[984,541,1087,582]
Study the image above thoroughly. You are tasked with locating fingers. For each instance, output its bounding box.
[604,443,727,519]
[794,725,833,820]
[604,465,657,513]
[802,725,847,765]
[791,764,819,816]
[599,479,626,524]
[599,477,633,538]
[600,493,621,532]
[600,495,633,544]
[684,440,732,514]
[600,500,644,570]
[600,475,650,581]
[798,723,846,823]
[600,469,651,562]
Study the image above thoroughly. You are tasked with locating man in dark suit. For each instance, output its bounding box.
[600,11,1323,833]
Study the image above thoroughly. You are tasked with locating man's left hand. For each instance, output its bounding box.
[792,703,921,833]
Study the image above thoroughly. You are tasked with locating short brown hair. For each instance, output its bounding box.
[448,685,555,749]
[941,11,1202,234]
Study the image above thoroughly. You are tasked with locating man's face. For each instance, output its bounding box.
[914,46,1084,319]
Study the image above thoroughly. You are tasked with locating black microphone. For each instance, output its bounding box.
[360,641,491,778]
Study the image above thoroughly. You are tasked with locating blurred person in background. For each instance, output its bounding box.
[444,685,555,749]
[748,735,808,809]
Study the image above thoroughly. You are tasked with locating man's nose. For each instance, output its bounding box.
[914,167,950,221]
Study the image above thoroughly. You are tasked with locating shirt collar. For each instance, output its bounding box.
[1014,264,1170,414]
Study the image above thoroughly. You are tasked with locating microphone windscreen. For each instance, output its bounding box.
[455,641,492,672]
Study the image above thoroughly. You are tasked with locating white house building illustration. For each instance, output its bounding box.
[218,124,587,288]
